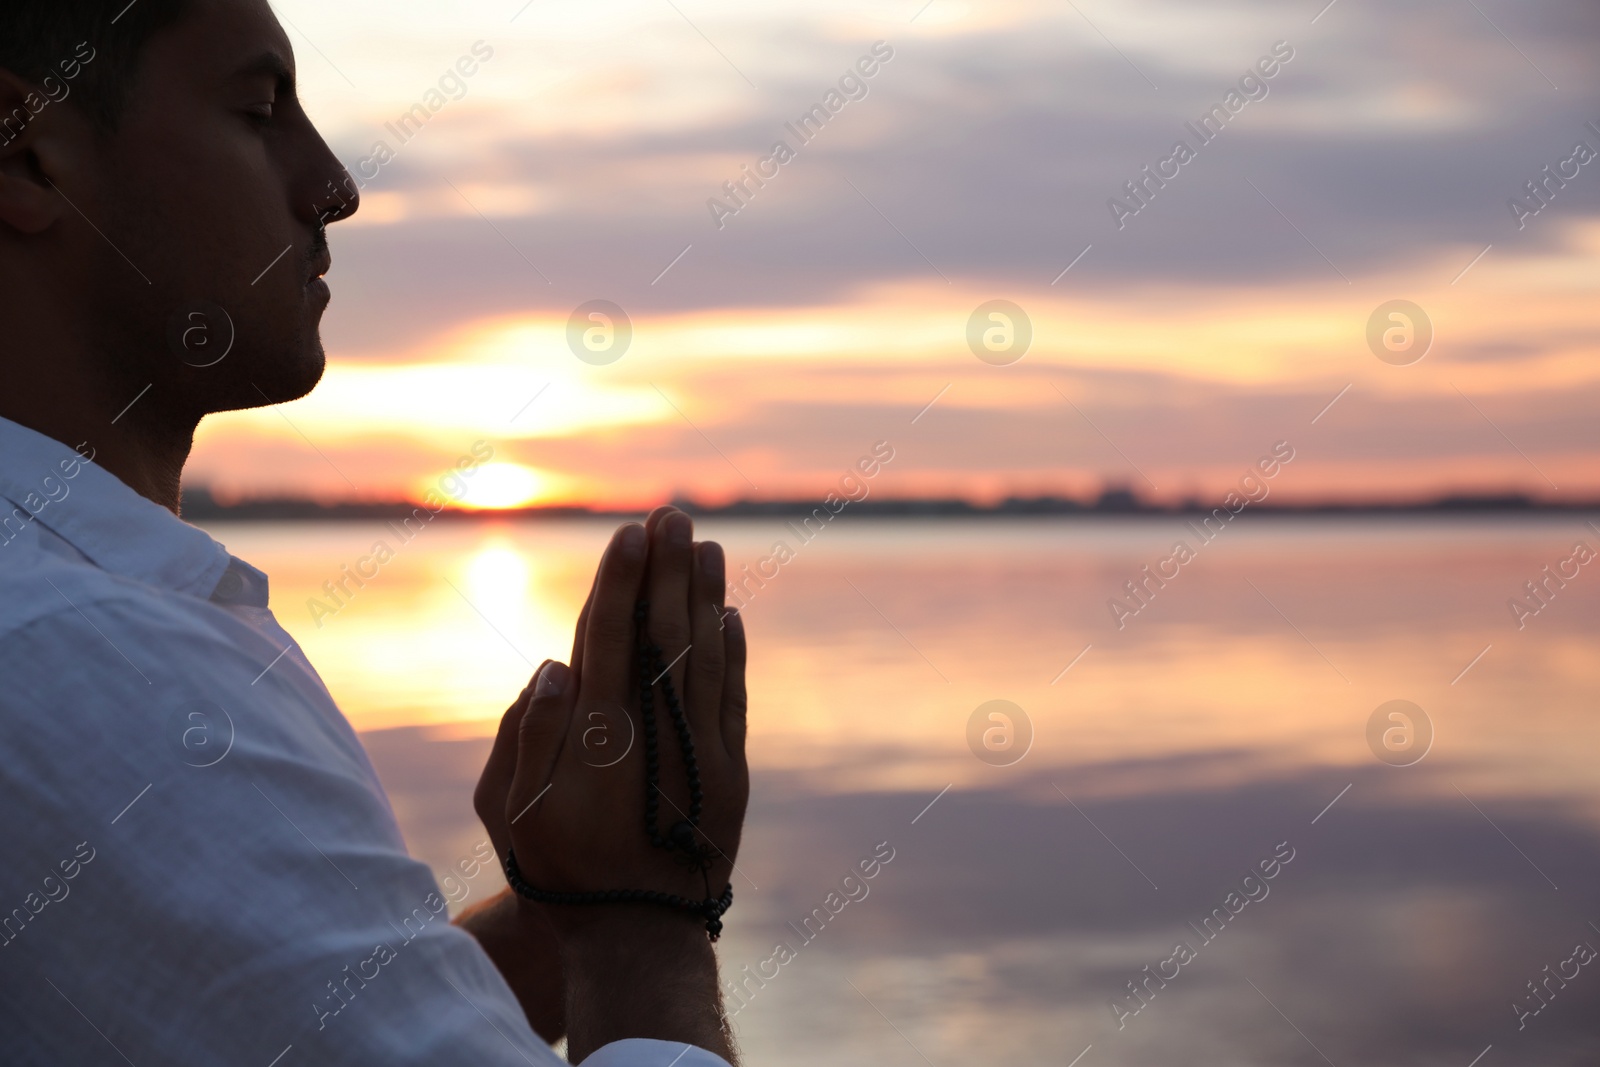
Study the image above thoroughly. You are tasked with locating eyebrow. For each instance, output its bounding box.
[231,52,296,93]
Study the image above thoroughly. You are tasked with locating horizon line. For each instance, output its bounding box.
[181,488,1600,522]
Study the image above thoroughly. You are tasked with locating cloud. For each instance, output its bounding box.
[188,0,1600,504]
[313,0,1600,353]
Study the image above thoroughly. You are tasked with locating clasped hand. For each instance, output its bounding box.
[474,506,749,937]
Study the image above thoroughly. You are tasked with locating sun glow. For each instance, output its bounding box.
[464,543,533,606]
[448,463,555,510]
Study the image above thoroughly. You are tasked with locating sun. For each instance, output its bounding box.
[446,463,554,510]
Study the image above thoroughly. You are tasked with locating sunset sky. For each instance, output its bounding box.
[188,0,1600,509]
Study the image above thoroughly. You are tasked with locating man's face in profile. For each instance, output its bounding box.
[83,0,357,417]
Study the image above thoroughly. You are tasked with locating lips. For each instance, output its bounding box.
[309,250,332,284]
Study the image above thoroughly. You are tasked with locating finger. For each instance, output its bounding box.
[474,672,543,860]
[508,661,577,826]
[573,512,657,679]
[687,540,728,751]
[578,522,650,709]
[644,510,695,694]
[571,507,646,678]
[719,608,748,761]
[642,504,678,543]
[568,575,596,680]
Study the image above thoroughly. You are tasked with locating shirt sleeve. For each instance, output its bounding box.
[0,589,725,1067]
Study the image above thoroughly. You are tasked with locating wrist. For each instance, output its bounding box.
[555,902,718,966]
[455,890,568,1044]
[556,906,732,1063]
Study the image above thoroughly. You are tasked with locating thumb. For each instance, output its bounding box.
[508,661,575,827]
[474,664,546,860]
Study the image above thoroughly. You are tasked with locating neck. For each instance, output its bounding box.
[1,272,206,514]
[0,373,196,516]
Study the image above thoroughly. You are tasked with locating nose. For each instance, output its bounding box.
[312,168,360,227]
[297,119,360,227]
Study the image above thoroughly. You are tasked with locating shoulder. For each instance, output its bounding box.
[0,544,283,765]
[0,525,165,642]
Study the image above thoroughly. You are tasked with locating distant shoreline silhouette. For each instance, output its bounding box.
[181,486,1597,522]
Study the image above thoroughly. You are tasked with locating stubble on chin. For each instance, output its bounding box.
[244,334,327,408]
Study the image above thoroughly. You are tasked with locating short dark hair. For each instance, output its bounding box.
[0,0,191,130]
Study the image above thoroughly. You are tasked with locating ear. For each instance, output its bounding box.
[0,68,78,235]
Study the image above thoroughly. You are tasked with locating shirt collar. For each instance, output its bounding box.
[0,415,243,602]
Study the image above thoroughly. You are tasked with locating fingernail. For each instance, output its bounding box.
[666,512,692,546]
[699,541,725,583]
[525,659,551,695]
[620,523,646,558]
[536,661,569,697]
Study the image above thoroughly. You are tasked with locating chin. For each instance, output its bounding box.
[271,344,329,404]
[208,340,327,414]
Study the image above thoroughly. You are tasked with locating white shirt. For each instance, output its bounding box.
[0,415,729,1067]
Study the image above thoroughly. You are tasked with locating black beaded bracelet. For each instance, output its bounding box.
[501,600,733,942]
[503,847,733,940]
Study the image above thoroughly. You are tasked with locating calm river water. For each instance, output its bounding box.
[206,514,1600,1066]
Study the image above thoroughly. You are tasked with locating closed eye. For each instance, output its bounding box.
[228,50,295,131]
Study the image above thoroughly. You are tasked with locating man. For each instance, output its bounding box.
[0,2,749,1064]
